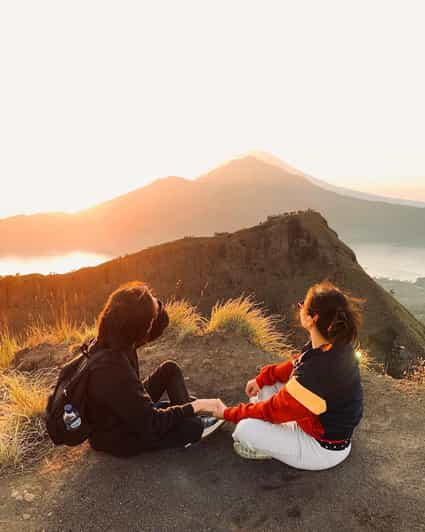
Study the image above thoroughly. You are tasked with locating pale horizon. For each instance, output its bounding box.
[1,1,425,218]
[2,150,424,219]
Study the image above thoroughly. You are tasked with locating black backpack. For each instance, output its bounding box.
[45,343,107,447]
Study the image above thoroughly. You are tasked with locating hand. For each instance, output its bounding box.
[210,398,227,419]
[191,398,227,419]
[245,378,260,398]
[192,398,219,414]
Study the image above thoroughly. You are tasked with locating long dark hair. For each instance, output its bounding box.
[303,281,363,346]
[96,281,157,350]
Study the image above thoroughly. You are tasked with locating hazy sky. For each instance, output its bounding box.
[1,1,424,218]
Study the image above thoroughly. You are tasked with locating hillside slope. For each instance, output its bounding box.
[376,278,425,324]
[1,155,425,256]
[1,210,424,367]
[1,334,425,531]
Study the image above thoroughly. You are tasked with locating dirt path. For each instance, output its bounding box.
[1,337,425,531]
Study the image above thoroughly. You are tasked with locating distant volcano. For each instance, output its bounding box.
[1,152,425,257]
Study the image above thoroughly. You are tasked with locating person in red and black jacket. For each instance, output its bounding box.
[205,281,364,470]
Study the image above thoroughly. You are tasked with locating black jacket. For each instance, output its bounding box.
[85,341,194,457]
[293,341,363,440]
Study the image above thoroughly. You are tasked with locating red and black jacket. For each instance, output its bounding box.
[224,341,363,442]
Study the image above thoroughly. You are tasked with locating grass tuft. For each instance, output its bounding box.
[2,372,49,418]
[206,296,287,353]
[355,348,372,371]
[0,416,23,467]
[165,300,205,341]
[0,372,50,469]
[0,328,19,369]
[409,358,425,385]
[24,320,96,349]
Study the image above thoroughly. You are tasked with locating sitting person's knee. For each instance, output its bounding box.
[160,360,180,377]
[233,418,258,442]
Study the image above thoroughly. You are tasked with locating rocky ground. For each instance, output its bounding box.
[1,334,425,531]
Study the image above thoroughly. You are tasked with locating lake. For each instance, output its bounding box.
[350,243,425,281]
[0,244,425,281]
[0,252,112,276]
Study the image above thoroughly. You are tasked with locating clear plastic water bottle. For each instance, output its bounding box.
[63,403,82,431]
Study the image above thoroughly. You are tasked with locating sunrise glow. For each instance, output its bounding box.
[1,1,425,218]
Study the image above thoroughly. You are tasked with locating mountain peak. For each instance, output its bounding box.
[149,175,190,187]
[197,152,308,186]
[246,150,306,177]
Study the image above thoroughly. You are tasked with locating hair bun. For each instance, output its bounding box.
[328,309,348,332]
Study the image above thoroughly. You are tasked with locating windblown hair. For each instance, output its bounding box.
[303,281,363,347]
[96,281,157,350]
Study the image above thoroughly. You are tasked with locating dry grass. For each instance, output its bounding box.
[1,306,95,371]
[355,347,371,371]
[0,415,23,467]
[0,371,51,469]
[24,319,96,349]
[0,328,19,369]
[21,301,95,348]
[1,372,49,417]
[409,358,425,385]
[206,296,287,354]
[165,300,205,341]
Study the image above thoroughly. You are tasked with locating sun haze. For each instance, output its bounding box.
[0,0,424,218]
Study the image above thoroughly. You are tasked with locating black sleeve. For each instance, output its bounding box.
[92,364,194,438]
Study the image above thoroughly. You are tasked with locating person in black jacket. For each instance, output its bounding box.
[85,281,222,457]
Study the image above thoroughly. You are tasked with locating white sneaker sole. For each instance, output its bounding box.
[201,419,225,439]
[233,441,272,460]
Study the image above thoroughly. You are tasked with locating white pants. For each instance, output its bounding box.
[232,383,351,471]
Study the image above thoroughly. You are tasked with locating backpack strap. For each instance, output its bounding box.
[82,343,136,374]
[78,338,110,369]
[85,347,110,368]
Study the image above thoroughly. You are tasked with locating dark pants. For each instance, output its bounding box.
[143,361,202,450]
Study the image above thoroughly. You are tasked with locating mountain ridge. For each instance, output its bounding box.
[1,210,424,371]
[1,153,425,257]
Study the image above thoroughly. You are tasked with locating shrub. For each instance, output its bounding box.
[165,300,205,341]
[206,296,287,353]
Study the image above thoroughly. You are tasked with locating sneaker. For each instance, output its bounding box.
[200,416,225,439]
[233,441,272,460]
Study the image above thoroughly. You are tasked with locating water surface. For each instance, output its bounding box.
[1,244,425,282]
[0,252,111,276]
[350,243,425,281]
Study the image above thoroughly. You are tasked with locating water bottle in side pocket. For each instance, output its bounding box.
[63,404,82,431]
